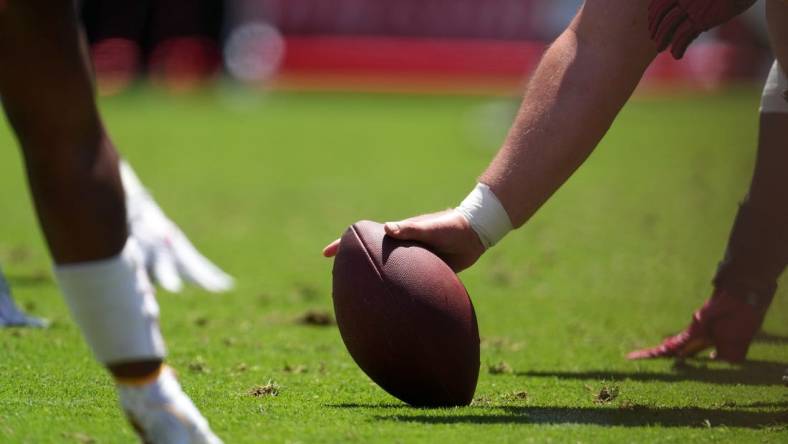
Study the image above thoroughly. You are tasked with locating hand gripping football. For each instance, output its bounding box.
[331,220,480,407]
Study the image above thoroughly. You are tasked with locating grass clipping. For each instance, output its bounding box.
[248,381,280,398]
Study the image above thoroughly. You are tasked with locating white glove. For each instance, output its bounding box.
[0,266,49,328]
[121,161,235,293]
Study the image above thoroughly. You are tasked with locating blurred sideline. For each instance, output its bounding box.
[270,37,765,96]
[81,0,773,96]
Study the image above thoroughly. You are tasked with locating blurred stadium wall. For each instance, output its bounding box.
[80,0,773,95]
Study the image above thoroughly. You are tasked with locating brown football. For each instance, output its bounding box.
[331,220,480,407]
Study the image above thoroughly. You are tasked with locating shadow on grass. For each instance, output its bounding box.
[374,404,788,428]
[753,331,788,345]
[325,403,408,409]
[516,359,787,386]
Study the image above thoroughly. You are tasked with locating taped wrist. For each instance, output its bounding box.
[455,183,513,249]
[55,239,166,364]
[760,61,788,114]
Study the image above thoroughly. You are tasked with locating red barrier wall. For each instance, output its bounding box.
[272,36,765,95]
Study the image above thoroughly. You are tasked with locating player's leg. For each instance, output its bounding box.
[0,1,126,264]
[711,96,788,358]
[0,0,157,378]
[706,0,788,361]
[713,0,788,355]
[629,3,788,361]
[628,88,788,363]
[0,1,220,441]
[630,0,788,363]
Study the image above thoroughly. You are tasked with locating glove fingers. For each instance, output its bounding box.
[170,232,235,293]
[670,23,700,59]
[648,0,678,31]
[655,7,689,51]
[684,0,714,22]
[152,249,184,293]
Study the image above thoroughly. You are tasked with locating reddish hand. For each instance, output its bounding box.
[649,0,757,59]
[627,289,767,363]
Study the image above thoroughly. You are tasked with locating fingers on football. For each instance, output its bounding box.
[670,25,700,59]
[322,239,341,257]
[385,211,466,243]
[384,220,430,241]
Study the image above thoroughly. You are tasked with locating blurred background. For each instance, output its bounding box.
[79,0,776,96]
[2,5,786,440]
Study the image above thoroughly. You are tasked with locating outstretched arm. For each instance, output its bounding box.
[479,1,656,228]
[483,0,763,229]
[324,0,761,271]
[325,0,658,270]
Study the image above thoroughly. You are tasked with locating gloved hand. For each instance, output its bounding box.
[627,288,767,363]
[649,0,757,59]
[121,161,235,293]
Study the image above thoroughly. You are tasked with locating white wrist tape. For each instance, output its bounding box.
[455,183,513,249]
[760,61,788,114]
[55,239,166,364]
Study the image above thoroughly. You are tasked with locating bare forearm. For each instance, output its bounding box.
[481,1,657,228]
[366,0,782,275]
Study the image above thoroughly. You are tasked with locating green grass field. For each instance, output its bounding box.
[0,87,786,443]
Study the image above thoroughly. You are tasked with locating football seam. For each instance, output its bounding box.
[350,224,478,404]
[347,224,398,353]
[347,224,412,394]
[350,224,459,405]
[349,224,386,284]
